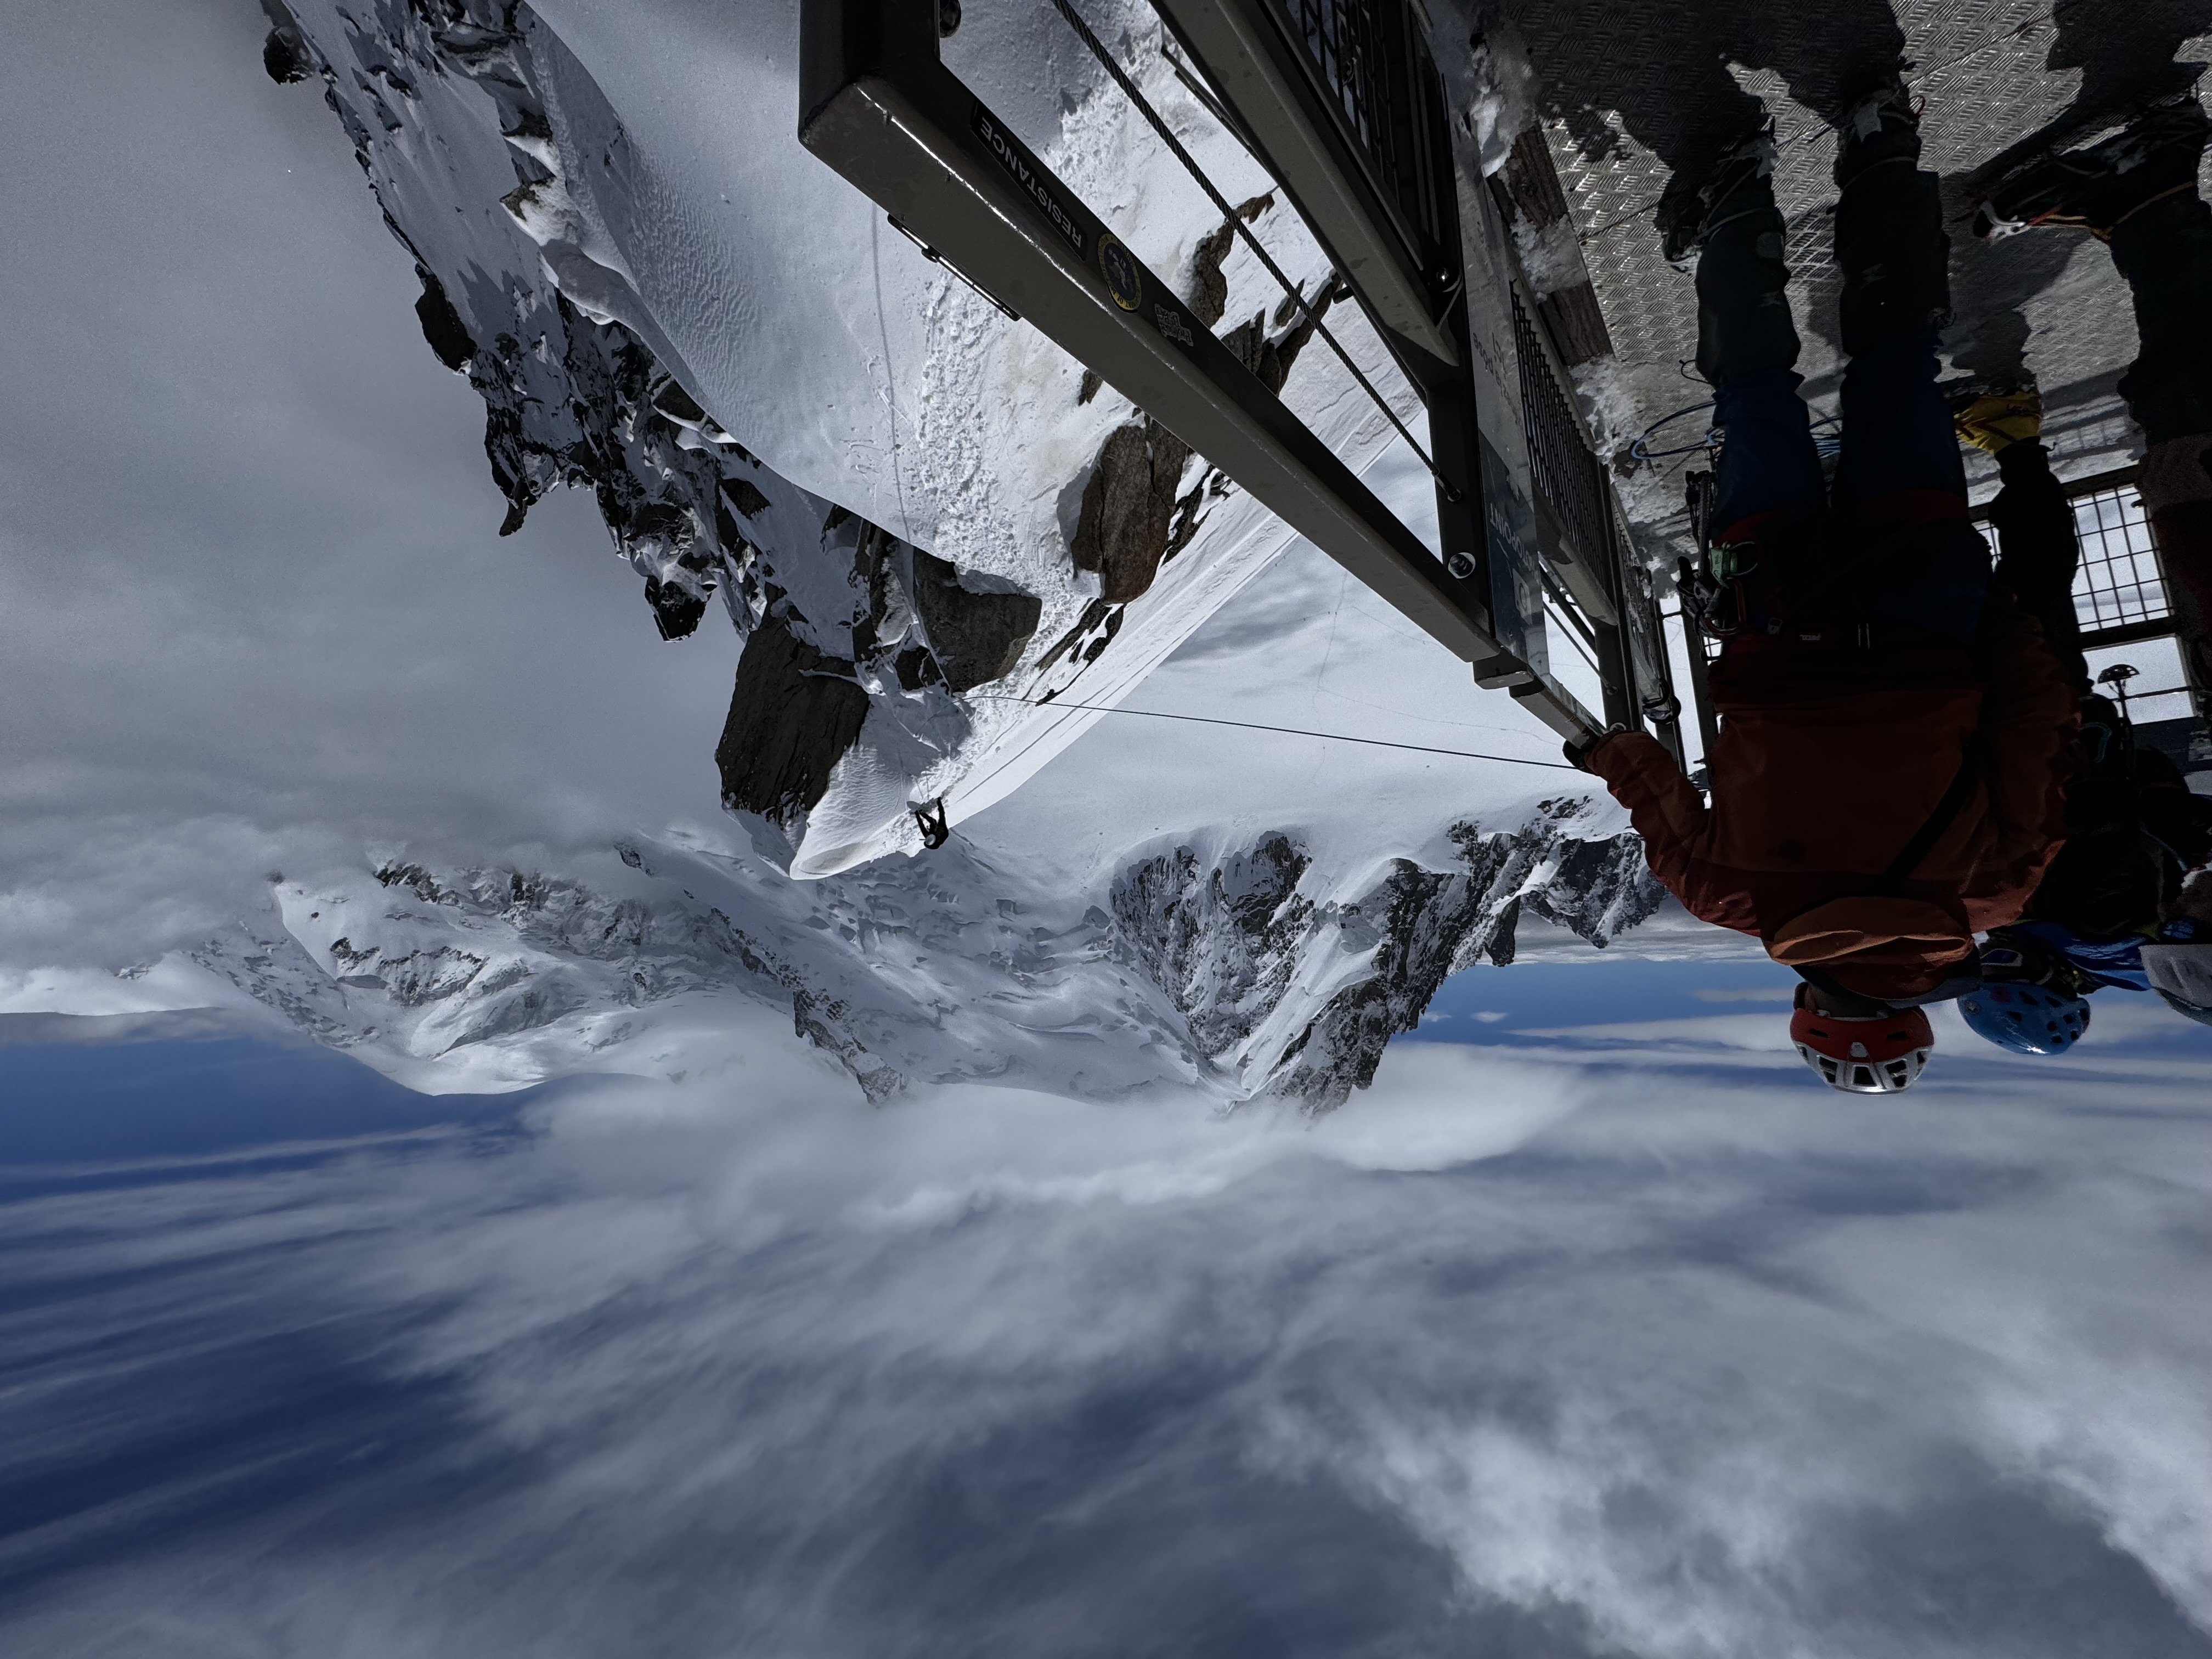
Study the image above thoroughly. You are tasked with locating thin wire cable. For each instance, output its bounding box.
[1046,0,1455,498]
[967,693,1581,770]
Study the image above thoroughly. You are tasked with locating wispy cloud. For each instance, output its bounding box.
[4,1014,2210,1656]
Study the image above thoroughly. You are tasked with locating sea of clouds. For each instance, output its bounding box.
[4,1008,2211,1656]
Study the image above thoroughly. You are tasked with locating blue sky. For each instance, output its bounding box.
[1410,952,1810,1037]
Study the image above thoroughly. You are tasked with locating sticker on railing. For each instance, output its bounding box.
[970,101,1087,256]
[1151,302,1195,348]
[1097,233,1144,312]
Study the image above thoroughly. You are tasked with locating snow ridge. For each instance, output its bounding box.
[1114,798,1664,1110]
[177,797,1656,1113]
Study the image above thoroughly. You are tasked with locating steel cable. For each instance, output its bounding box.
[1045,0,1455,496]
[968,692,1581,769]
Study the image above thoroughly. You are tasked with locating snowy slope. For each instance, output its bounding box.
[151,781,1661,1113]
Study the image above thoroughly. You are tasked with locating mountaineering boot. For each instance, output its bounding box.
[1661,123,1780,263]
[1832,73,1951,358]
[1973,92,2212,242]
[1677,125,1802,388]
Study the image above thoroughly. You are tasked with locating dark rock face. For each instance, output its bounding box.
[1064,190,1339,608]
[465,289,753,646]
[1217,280,1339,397]
[261,2,312,84]
[1183,191,1274,330]
[715,618,871,831]
[721,477,771,520]
[1111,800,1667,1113]
[1266,859,1470,1107]
[413,269,475,373]
[1070,420,1191,604]
[294,0,837,652]
[1112,833,1314,1054]
[1489,805,1669,953]
[908,550,1042,693]
[643,573,710,641]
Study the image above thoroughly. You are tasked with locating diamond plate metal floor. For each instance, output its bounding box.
[1504,0,2212,549]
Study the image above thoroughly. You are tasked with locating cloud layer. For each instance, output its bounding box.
[4,1008,2210,1657]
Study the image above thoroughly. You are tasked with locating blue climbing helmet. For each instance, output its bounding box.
[1957,980,2091,1056]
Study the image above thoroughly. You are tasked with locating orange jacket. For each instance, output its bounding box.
[1589,592,2078,1000]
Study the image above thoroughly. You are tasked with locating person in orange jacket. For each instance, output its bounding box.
[1572,76,2079,1092]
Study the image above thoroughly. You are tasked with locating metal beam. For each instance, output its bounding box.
[1133,0,1601,732]
[1147,0,1459,369]
[799,0,1600,740]
[2079,617,2179,650]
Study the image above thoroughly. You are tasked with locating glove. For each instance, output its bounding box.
[1562,727,1620,772]
[1955,388,2042,455]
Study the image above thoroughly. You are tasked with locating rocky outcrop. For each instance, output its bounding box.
[1065,194,1345,607]
[268,0,1404,875]
[1070,420,1192,605]
[1113,799,1667,1113]
[1111,833,1313,1056]
[1268,802,1664,1107]
[263,0,1083,876]
[715,618,872,832]
[908,551,1042,694]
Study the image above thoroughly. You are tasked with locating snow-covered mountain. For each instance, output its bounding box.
[59,0,1719,1115]
[263,0,1441,878]
[180,795,1663,1111]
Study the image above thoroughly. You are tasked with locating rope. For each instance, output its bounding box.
[967,693,1581,770]
[1045,0,1457,499]
[1629,399,1718,462]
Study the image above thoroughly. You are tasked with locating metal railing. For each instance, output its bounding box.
[1510,289,1612,579]
[1277,0,1448,267]
[2072,481,2169,644]
[1695,470,2177,654]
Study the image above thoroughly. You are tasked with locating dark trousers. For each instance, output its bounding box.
[2112,193,2212,445]
[1700,154,1986,646]
[1986,439,2088,691]
[1713,340,1967,528]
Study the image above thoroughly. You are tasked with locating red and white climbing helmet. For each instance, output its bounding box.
[1789,985,1935,1093]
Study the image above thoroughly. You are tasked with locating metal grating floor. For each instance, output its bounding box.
[1502,0,2212,554]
